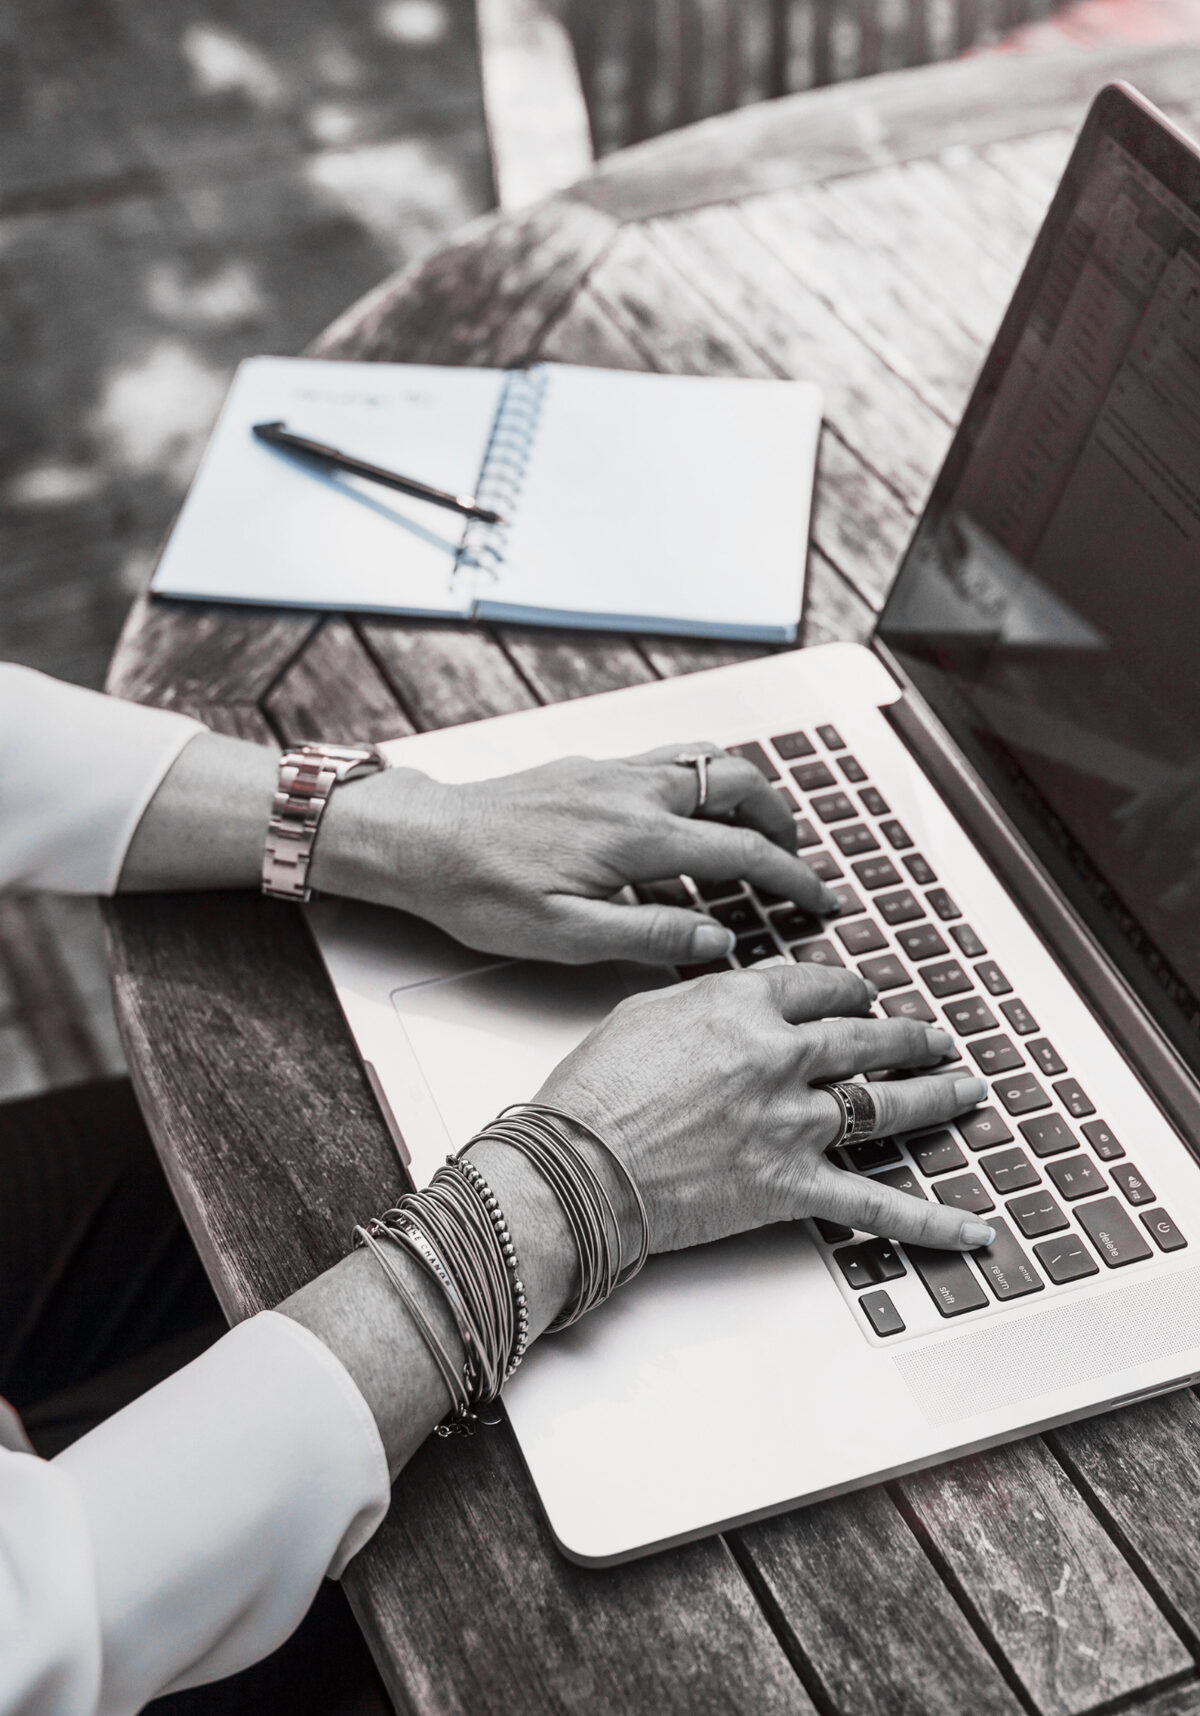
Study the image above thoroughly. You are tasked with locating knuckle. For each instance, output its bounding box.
[855,1183,892,1232]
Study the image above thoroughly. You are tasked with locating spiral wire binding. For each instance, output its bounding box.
[455,366,549,599]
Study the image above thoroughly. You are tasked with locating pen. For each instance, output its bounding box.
[251,420,505,525]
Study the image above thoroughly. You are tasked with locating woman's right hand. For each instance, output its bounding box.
[534,962,994,1254]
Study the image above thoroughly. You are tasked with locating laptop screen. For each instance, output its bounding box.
[877,86,1200,1069]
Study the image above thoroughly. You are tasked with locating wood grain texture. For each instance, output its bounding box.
[898,1437,1190,1714]
[360,619,539,730]
[499,627,657,702]
[731,1483,1026,1716]
[264,620,416,747]
[106,594,316,711]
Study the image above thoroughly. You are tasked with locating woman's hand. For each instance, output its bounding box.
[531,961,994,1253]
[315,743,840,966]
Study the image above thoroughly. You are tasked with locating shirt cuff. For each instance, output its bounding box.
[0,665,206,894]
[56,1311,390,1715]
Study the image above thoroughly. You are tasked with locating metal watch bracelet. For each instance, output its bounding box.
[262,742,384,902]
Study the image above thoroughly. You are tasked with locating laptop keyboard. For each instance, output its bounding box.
[637,723,1187,1342]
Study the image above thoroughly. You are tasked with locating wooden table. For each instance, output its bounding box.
[106,44,1200,1716]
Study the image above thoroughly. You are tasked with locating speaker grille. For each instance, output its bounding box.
[895,1265,1200,1424]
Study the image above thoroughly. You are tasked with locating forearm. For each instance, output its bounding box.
[118,731,279,891]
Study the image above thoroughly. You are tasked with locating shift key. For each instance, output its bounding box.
[904,1244,989,1316]
[971,1218,1044,1300]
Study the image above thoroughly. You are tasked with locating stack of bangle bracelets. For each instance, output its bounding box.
[353,1103,650,1436]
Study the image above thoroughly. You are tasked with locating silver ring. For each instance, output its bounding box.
[673,750,712,814]
[823,1080,877,1149]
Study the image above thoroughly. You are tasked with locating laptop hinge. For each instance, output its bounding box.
[874,646,1200,1152]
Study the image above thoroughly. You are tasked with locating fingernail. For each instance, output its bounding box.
[691,922,737,960]
[960,1220,995,1247]
[952,1075,987,1105]
[863,979,880,1001]
[924,1027,953,1056]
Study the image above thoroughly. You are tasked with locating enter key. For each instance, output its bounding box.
[972,1217,1045,1300]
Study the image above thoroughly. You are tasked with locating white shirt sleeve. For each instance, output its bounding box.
[0,1313,390,1716]
[0,665,205,895]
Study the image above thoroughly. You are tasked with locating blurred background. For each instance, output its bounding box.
[3,0,1196,1106]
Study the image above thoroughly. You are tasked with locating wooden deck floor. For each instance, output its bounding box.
[0,0,494,1101]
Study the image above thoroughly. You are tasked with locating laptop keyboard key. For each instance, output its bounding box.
[994,1073,1051,1115]
[1035,1233,1100,1284]
[676,959,733,980]
[950,923,987,958]
[860,1289,905,1336]
[922,959,972,999]
[981,1147,1039,1194]
[833,824,880,856]
[860,787,890,816]
[1018,1114,1076,1158]
[880,819,914,850]
[829,884,865,917]
[851,856,902,890]
[712,898,764,936]
[934,1172,994,1214]
[839,755,868,782]
[794,939,845,967]
[1000,999,1039,1035]
[1111,1163,1155,1206]
[1046,1154,1107,1201]
[973,1219,1044,1300]
[845,1137,902,1172]
[816,724,845,750]
[791,760,836,792]
[957,1107,1014,1150]
[911,1130,967,1176]
[806,850,843,881]
[876,889,924,926]
[1141,1208,1187,1252]
[834,1245,878,1288]
[976,960,1013,995]
[812,792,857,824]
[774,785,800,813]
[1081,1120,1125,1161]
[969,1034,1024,1074]
[1053,1077,1095,1118]
[836,919,888,955]
[881,991,936,1023]
[694,877,743,903]
[943,996,998,1035]
[1028,1038,1067,1077]
[1007,1190,1068,1237]
[858,954,911,992]
[793,818,821,849]
[815,1218,853,1244]
[735,931,778,966]
[771,905,824,941]
[897,925,949,962]
[1076,1197,1153,1267]
[875,1163,927,1198]
[729,741,780,779]
[905,1246,989,1316]
[904,854,938,886]
[770,730,814,760]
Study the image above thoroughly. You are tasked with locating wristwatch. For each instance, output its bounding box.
[262,742,385,902]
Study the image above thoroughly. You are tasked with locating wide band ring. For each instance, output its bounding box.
[673,750,713,814]
[823,1080,878,1149]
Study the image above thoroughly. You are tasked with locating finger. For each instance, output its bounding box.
[800,1016,956,1081]
[751,961,878,1023]
[863,1070,988,1143]
[635,746,796,851]
[805,1157,995,1250]
[668,822,841,915]
[548,897,737,966]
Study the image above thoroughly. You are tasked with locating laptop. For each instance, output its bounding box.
[310,82,1200,1565]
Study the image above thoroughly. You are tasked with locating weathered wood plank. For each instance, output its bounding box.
[105,595,316,711]
[639,636,770,678]
[168,701,278,746]
[800,548,877,647]
[360,620,539,731]
[731,1483,1025,1716]
[1128,1678,1200,1716]
[1050,1391,1200,1656]
[310,197,617,371]
[499,627,656,702]
[538,280,652,370]
[566,45,1200,224]
[898,1437,1190,1715]
[264,620,416,747]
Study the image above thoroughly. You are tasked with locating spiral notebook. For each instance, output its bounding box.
[151,356,823,641]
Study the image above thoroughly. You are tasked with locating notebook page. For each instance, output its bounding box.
[485,366,822,640]
[152,357,504,615]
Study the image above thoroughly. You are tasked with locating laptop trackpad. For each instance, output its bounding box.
[390,959,654,1152]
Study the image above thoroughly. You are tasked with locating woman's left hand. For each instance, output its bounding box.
[314,743,841,966]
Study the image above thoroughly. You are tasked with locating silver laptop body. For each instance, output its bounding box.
[311,84,1200,1564]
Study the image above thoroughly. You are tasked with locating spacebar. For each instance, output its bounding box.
[904,1245,989,1316]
